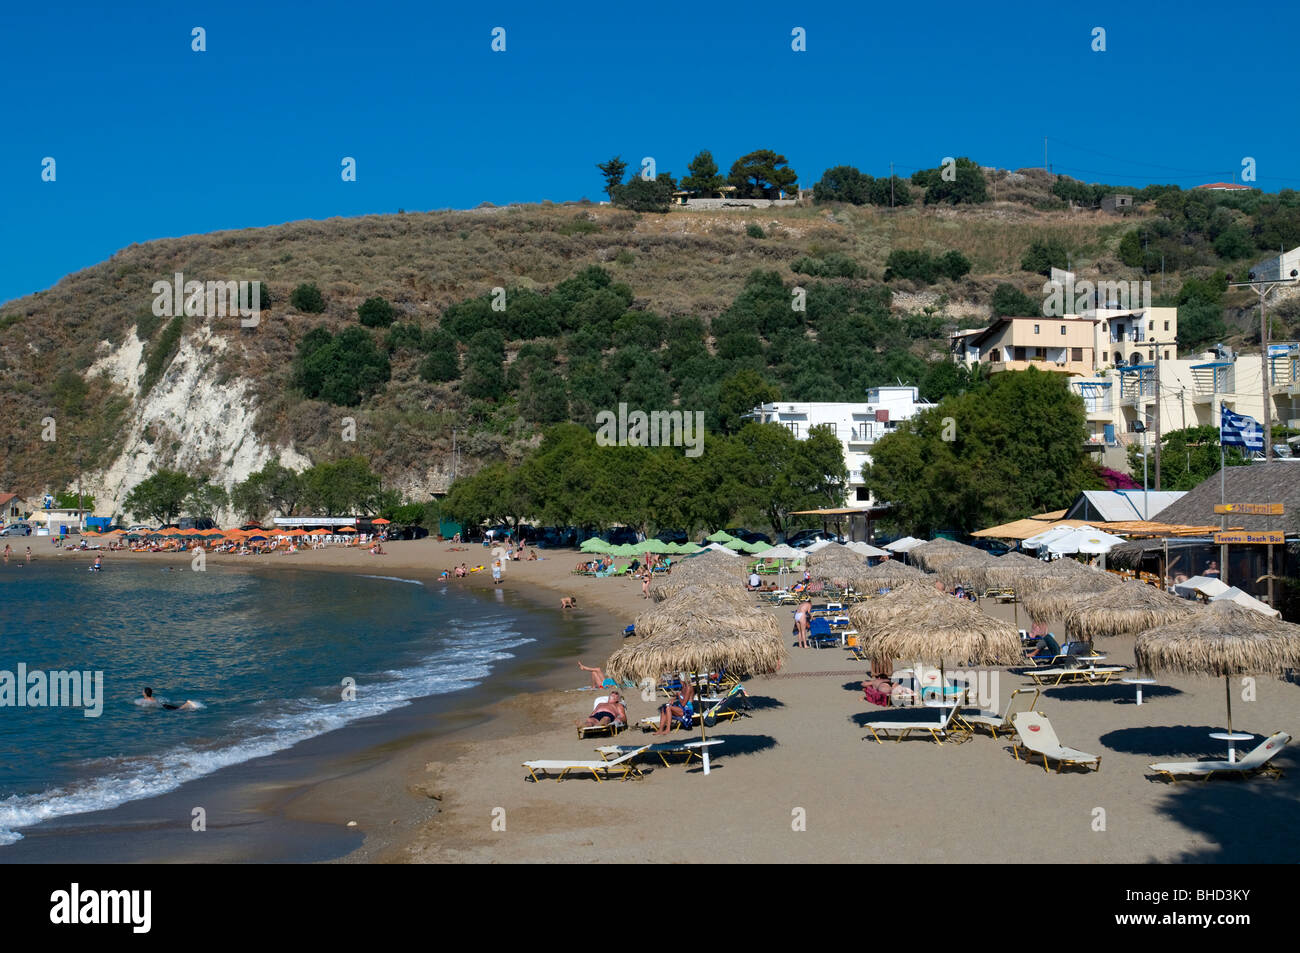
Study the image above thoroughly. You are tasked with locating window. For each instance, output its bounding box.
[1164,320,1170,331]
[1034,324,1040,334]
[855,487,870,501]
[1164,350,1170,360]
[1072,347,1083,362]
[1060,325,1067,335]
[785,422,799,438]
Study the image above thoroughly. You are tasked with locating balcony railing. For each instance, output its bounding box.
[1192,362,1234,395]
[1118,374,1156,401]
[1269,353,1300,388]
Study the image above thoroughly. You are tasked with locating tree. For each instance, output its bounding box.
[812,165,869,205]
[302,457,381,515]
[611,176,674,212]
[292,325,391,406]
[991,283,1038,318]
[291,283,326,313]
[867,369,1099,536]
[911,157,987,205]
[596,156,627,200]
[680,150,724,195]
[1126,425,1252,490]
[1020,238,1070,275]
[727,150,798,199]
[186,481,229,520]
[124,471,197,525]
[717,369,781,434]
[357,296,396,328]
[232,461,305,520]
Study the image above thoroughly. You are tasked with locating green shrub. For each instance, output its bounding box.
[141,315,184,394]
[291,282,326,313]
[358,295,396,328]
[746,223,765,239]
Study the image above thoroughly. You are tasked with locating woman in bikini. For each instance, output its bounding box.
[654,680,695,735]
[794,599,812,649]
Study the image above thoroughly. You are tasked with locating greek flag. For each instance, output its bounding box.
[1220,403,1264,451]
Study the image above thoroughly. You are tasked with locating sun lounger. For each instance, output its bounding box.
[1148,732,1290,782]
[809,617,839,648]
[637,684,749,732]
[864,703,963,745]
[523,745,650,782]
[594,741,700,767]
[1011,711,1101,773]
[958,688,1040,738]
[1027,663,1127,687]
[577,695,626,739]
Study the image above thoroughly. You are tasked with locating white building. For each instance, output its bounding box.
[746,386,937,507]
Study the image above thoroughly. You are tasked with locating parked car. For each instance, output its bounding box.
[605,527,641,546]
[725,528,772,545]
[655,529,688,544]
[1,523,32,536]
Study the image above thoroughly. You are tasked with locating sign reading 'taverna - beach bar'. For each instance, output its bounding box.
[1214,531,1285,544]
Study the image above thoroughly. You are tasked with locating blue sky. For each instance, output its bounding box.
[2,0,1297,305]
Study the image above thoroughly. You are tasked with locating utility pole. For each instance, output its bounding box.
[1231,273,1300,462]
[890,162,895,209]
[77,450,83,530]
[1153,322,1162,490]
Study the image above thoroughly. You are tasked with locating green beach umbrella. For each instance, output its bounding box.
[580,537,610,553]
[750,541,773,554]
[724,538,749,551]
[705,530,734,543]
[640,538,671,554]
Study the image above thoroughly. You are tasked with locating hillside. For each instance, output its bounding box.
[1,165,1295,520]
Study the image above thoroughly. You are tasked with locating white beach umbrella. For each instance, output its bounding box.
[703,542,742,555]
[803,538,834,553]
[884,536,924,553]
[844,540,890,558]
[1173,576,1230,600]
[1212,587,1281,618]
[1023,524,1094,551]
[1046,527,1125,556]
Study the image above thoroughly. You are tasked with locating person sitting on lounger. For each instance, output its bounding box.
[654,680,695,735]
[578,661,615,690]
[577,690,626,729]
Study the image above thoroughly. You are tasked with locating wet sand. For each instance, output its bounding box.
[43,539,1300,864]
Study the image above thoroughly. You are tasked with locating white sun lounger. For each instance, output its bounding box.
[1148,732,1290,782]
[959,688,1040,738]
[523,745,650,782]
[1011,711,1101,773]
[1027,664,1127,687]
[594,741,699,766]
[864,702,963,744]
[577,695,626,739]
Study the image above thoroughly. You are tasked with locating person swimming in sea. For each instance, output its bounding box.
[141,687,199,711]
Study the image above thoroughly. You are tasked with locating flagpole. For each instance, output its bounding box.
[1219,403,1227,585]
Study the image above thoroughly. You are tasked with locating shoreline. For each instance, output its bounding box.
[4,539,635,863]
[20,539,1300,864]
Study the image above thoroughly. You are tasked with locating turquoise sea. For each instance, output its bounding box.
[0,558,534,847]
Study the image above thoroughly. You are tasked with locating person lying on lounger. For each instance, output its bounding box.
[578,660,615,689]
[577,691,626,729]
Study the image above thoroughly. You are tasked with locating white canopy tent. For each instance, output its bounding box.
[1211,586,1281,618]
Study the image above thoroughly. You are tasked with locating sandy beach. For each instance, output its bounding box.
[49,538,1300,864]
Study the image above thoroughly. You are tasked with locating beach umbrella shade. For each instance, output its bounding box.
[850,584,1024,708]
[1021,565,1122,625]
[937,552,1001,591]
[1046,527,1126,557]
[1135,601,1300,755]
[1022,524,1095,551]
[761,544,805,561]
[638,538,671,554]
[705,530,735,544]
[748,541,773,554]
[843,540,889,558]
[908,538,986,572]
[803,538,834,553]
[338,526,356,534]
[1063,581,1198,641]
[372,518,391,525]
[983,551,1053,592]
[580,537,610,553]
[884,536,924,553]
[724,538,751,552]
[651,549,751,600]
[847,560,930,593]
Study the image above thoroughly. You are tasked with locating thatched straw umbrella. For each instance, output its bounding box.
[806,543,868,586]
[1021,567,1122,625]
[847,560,930,592]
[650,549,748,600]
[908,538,987,572]
[983,551,1053,592]
[851,585,1024,714]
[607,585,787,762]
[937,553,1000,591]
[1135,601,1300,760]
[1063,581,1198,641]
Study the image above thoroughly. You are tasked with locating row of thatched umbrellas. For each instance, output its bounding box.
[611,542,1300,760]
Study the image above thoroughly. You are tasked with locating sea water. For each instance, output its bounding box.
[0,560,533,845]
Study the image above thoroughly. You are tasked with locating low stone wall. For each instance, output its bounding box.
[676,198,798,210]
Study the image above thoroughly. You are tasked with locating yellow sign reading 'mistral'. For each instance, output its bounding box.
[1214,531,1285,544]
[1213,503,1285,515]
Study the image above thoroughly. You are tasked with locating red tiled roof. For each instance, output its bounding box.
[1194,182,1251,190]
